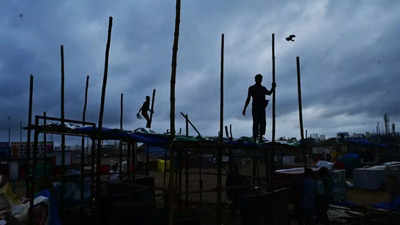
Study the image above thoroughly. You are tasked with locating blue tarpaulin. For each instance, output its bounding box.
[373,196,400,211]
[35,189,61,225]
[70,126,291,149]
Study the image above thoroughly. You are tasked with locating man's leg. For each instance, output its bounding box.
[142,112,151,128]
[252,109,259,141]
[259,108,266,141]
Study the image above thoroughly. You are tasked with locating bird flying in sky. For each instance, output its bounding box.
[286,34,296,41]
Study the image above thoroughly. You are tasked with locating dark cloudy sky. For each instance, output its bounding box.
[1,0,399,142]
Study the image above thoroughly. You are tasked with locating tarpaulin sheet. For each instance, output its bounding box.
[345,138,387,148]
[35,189,61,225]
[72,127,294,149]
[373,196,400,210]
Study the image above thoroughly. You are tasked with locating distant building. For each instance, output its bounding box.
[351,133,364,138]
[310,133,326,141]
[336,132,350,139]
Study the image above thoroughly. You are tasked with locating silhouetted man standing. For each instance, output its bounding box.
[242,74,276,141]
[137,96,152,128]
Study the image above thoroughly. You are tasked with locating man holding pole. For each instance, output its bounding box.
[137,96,152,128]
[242,74,276,142]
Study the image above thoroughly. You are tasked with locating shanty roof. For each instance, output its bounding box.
[33,125,297,150]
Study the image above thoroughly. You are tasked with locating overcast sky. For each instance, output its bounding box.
[1,0,399,143]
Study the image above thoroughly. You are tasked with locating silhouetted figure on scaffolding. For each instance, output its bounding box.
[242,73,276,142]
[137,96,152,128]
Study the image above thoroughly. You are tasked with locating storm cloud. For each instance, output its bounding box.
[1,0,399,143]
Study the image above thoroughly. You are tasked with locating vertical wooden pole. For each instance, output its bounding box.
[199,152,203,204]
[178,149,182,207]
[185,152,189,207]
[149,89,156,128]
[169,0,181,224]
[270,34,277,187]
[229,124,232,139]
[296,56,306,169]
[26,76,33,169]
[217,33,224,225]
[185,114,189,136]
[60,45,66,219]
[219,34,224,138]
[132,142,136,183]
[96,16,113,223]
[43,112,48,182]
[81,75,89,213]
[164,148,167,186]
[127,144,131,181]
[119,93,123,179]
[225,126,229,138]
[272,33,276,142]
[253,154,257,185]
[146,144,150,176]
[29,116,39,225]
[25,74,33,198]
[90,138,95,208]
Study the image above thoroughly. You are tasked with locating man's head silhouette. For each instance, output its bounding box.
[146,96,150,101]
[255,74,263,84]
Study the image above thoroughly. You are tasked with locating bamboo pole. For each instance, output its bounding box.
[81,75,89,211]
[119,93,123,179]
[90,138,95,208]
[168,0,181,224]
[269,34,277,187]
[178,148,182,206]
[217,33,224,225]
[180,112,201,137]
[296,56,306,169]
[149,89,156,128]
[272,33,276,142]
[164,147,167,186]
[132,142,137,183]
[229,124,232,139]
[127,143,131,181]
[43,112,47,179]
[146,144,150,176]
[185,152,189,207]
[96,16,113,223]
[199,152,203,203]
[60,45,66,219]
[185,114,189,136]
[29,116,39,225]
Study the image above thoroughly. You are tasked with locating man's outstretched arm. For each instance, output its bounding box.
[265,82,276,95]
[242,88,251,116]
